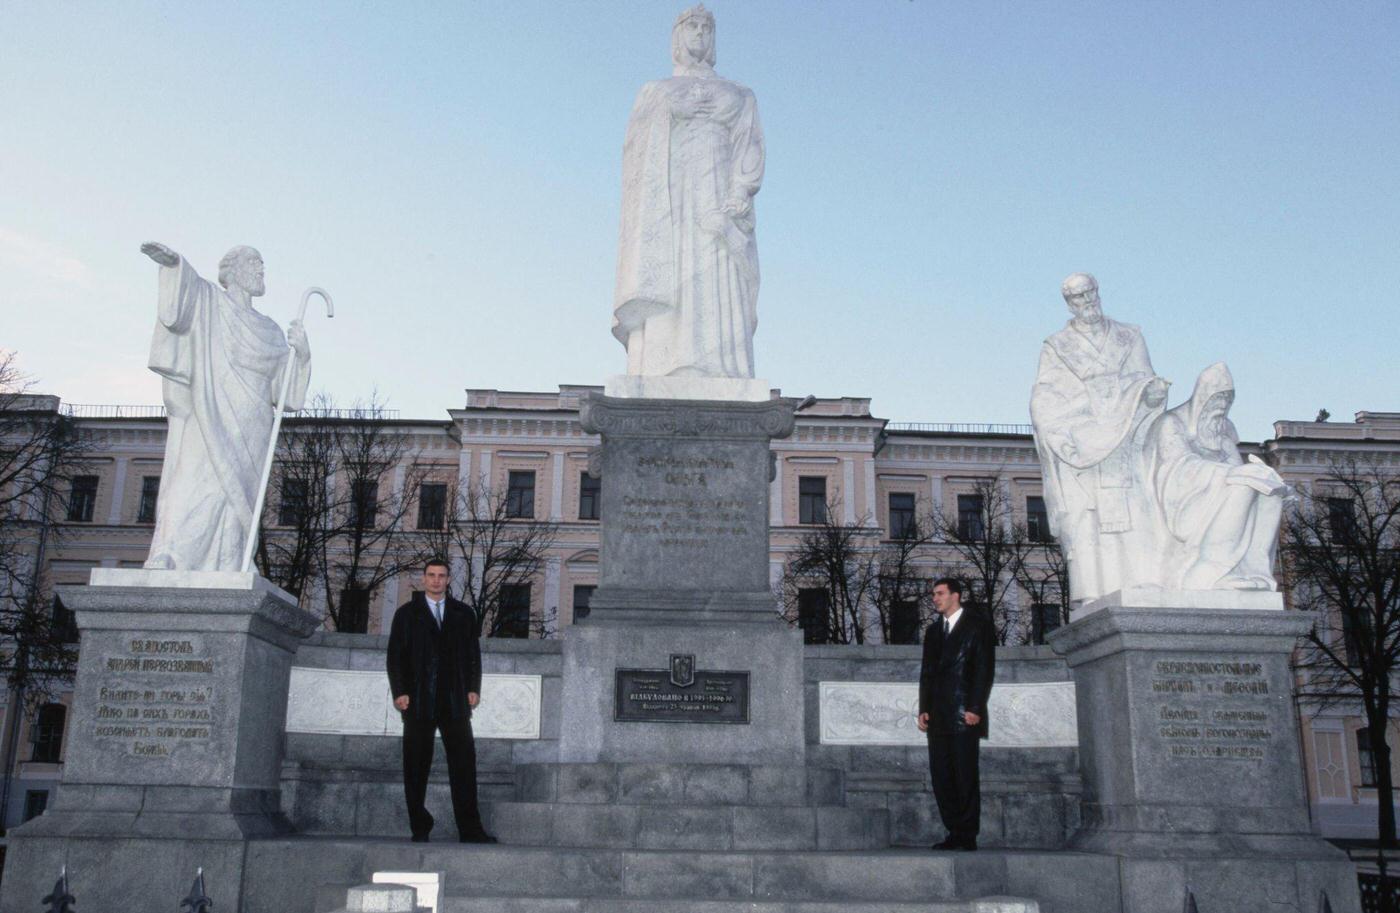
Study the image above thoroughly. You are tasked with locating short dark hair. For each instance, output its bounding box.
[424,557,450,573]
[932,577,963,597]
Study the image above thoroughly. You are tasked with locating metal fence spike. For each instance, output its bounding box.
[42,867,75,913]
[179,868,212,913]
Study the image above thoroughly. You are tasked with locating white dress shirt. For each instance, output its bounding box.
[943,607,963,635]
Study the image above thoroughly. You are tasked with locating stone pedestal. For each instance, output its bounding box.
[1049,595,1361,913]
[0,571,318,913]
[559,394,803,765]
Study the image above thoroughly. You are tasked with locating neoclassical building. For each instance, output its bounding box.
[3,388,1398,841]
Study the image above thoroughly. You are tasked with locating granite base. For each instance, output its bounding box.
[1049,603,1361,912]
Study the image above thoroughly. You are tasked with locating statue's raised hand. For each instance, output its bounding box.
[141,242,180,268]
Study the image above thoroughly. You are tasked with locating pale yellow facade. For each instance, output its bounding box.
[5,390,1400,838]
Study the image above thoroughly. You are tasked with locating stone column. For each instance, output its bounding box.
[1049,594,1361,913]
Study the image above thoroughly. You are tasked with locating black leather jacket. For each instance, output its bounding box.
[386,594,482,723]
[919,609,996,738]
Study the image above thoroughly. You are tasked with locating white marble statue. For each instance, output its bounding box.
[611,4,765,392]
[1029,273,1170,603]
[1145,362,1288,590]
[139,242,311,572]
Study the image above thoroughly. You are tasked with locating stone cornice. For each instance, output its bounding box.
[579,393,795,441]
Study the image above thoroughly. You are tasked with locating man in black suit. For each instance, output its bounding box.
[917,577,995,851]
[386,557,496,843]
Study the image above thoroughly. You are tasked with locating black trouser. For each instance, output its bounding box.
[928,731,981,842]
[402,715,483,839]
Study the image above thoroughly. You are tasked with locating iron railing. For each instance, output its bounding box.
[886,421,1033,436]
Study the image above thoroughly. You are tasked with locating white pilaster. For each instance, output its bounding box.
[477,451,493,515]
[769,452,783,525]
[545,557,562,624]
[842,458,857,525]
[863,458,878,527]
[380,575,401,633]
[550,452,564,520]
[107,457,129,525]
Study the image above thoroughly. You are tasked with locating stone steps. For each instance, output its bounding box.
[268,840,1113,913]
[438,897,1037,913]
[513,762,845,806]
[483,800,889,850]
[344,845,1113,910]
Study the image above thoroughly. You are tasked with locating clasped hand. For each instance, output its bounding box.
[916,710,979,732]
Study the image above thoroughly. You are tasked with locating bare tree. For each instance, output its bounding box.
[0,355,90,832]
[929,473,1036,645]
[873,514,936,644]
[777,499,881,645]
[0,353,86,703]
[1014,538,1071,644]
[1286,457,1400,846]
[419,479,559,638]
[255,394,433,632]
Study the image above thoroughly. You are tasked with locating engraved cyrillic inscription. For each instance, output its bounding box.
[94,638,216,758]
[1151,659,1273,762]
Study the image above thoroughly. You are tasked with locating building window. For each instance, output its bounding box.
[1026,496,1051,543]
[797,588,830,644]
[418,482,447,530]
[889,599,921,645]
[572,584,596,623]
[1358,728,1379,788]
[888,492,916,539]
[497,584,532,638]
[51,594,78,644]
[23,790,49,823]
[578,472,601,521]
[349,479,379,529]
[799,477,827,525]
[278,479,308,527]
[506,471,535,519]
[1032,603,1063,644]
[1328,497,1357,544]
[66,475,98,522]
[30,704,66,763]
[957,493,985,541]
[137,476,160,524]
[339,588,370,634]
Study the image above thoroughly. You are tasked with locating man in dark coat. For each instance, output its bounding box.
[386,557,496,843]
[917,577,996,851]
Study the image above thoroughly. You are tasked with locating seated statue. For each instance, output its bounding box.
[1146,362,1288,590]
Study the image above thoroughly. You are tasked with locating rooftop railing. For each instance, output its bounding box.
[886,422,1034,436]
[60,404,402,420]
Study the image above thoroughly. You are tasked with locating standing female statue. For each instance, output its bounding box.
[612,4,765,385]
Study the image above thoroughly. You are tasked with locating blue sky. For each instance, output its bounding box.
[2,1,1397,441]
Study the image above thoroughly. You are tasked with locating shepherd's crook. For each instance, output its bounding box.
[240,287,334,573]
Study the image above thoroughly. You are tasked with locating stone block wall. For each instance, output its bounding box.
[281,634,1081,847]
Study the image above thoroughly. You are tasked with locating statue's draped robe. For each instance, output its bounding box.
[613,68,764,378]
[145,257,309,571]
[1146,367,1283,589]
[1030,318,1164,602]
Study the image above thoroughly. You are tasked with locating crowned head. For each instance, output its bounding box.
[671,4,716,69]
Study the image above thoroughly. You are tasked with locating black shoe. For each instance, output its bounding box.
[410,833,430,843]
[931,837,960,850]
[460,831,498,844]
[955,838,978,852]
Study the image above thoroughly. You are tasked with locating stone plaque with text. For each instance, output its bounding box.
[614,667,750,724]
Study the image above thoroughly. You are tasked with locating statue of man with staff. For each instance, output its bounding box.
[138,241,313,573]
